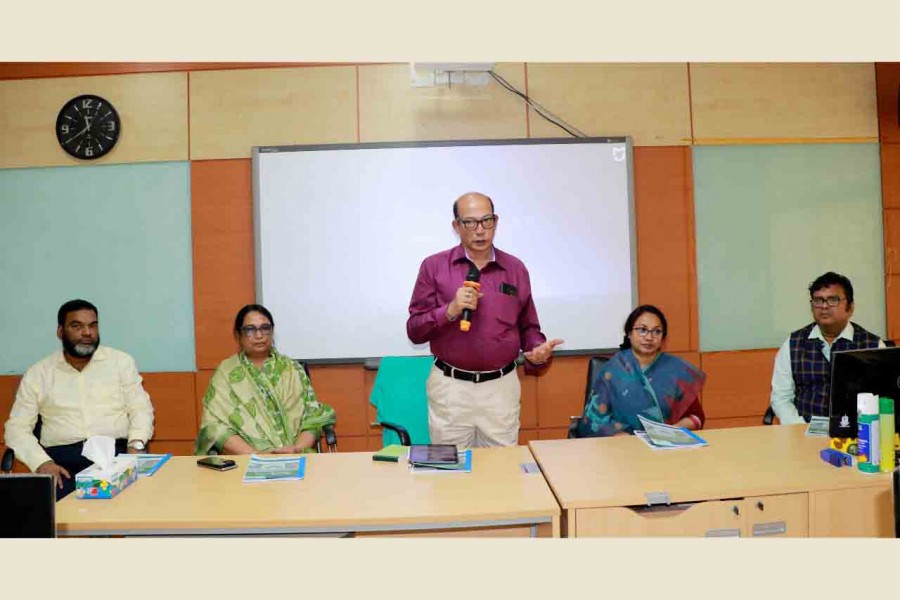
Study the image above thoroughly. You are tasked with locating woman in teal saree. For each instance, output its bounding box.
[577,305,706,437]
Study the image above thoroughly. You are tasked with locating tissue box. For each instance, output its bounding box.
[75,456,138,499]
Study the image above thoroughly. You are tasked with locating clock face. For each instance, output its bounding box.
[55,94,121,160]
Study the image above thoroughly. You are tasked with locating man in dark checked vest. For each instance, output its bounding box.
[769,272,884,424]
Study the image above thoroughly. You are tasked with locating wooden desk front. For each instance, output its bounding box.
[529,425,894,538]
[56,445,560,537]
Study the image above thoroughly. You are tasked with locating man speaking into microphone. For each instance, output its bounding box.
[406,192,563,448]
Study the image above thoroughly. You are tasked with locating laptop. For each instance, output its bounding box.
[829,346,900,439]
[0,473,56,538]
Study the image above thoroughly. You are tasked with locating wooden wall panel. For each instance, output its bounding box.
[358,63,528,142]
[190,160,255,370]
[307,364,367,437]
[690,63,878,143]
[189,66,357,160]
[0,72,188,169]
[519,366,538,430]
[194,369,214,437]
[0,376,23,442]
[699,349,778,419]
[519,429,539,445]
[670,351,701,369]
[633,146,697,352]
[705,417,765,429]
[881,144,900,209]
[885,276,900,341]
[536,355,591,429]
[538,427,568,440]
[875,63,900,143]
[151,441,196,456]
[142,372,197,441]
[884,209,900,276]
[526,63,691,146]
[0,63,333,80]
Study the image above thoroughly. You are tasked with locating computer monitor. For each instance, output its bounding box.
[829,346,900,438]
[0,474,56,538]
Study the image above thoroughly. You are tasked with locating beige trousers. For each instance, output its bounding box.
[426,364,521,449]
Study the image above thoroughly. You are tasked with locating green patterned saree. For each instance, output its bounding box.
[195,350,335,455]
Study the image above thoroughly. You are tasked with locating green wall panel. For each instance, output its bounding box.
[0,161,195,374]
[694,143,884,352]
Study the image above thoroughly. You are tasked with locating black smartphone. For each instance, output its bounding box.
[197,457,237,471]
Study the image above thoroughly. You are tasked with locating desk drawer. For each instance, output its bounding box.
[575,500,744,537]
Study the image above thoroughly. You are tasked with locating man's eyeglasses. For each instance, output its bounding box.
[456,215,498,231]
[240,324,274,337]
[632,327,664,338]
[810,296,845,308]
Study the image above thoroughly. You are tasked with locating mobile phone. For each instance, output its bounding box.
[197,457,237,471]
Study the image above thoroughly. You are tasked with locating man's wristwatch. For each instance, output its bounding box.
[127,440,146,451]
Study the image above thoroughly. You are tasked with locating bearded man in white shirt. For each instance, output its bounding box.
[769,272,884,425]
[3,299,154,498]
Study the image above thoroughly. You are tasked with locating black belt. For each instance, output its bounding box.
[434,358,516,384]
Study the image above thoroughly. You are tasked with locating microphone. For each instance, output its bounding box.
[460,265,482,332]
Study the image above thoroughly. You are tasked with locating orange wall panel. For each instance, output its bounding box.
[194,369,215,425]
[700,349,778,419]
[885,276,900,341]
[536,355,591,429]
[875,63,900,143]
[0,375,22,429]
[884,209,900,275]
[519,429,539,445]
[705,417,766,430]
[191,160,256,370]
[307,364,367,437]
[141,372,197,441]
[670,351,701,369]
[151,441,197,456]
[633,146,697,352]
[881,144,900,209]
[538,427,569,440]
[519,367,538,430]
[334,436,370,453]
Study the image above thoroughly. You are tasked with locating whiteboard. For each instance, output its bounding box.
[253,138,636,362]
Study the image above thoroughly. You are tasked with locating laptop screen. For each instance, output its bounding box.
[829,346,900,439]
[0,474,56,538]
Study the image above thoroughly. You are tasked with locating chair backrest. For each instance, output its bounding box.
[0,474,56,537]
[369,356,434,446]
[568,355,611,438]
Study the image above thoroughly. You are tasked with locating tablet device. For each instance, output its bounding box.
[408,444,459,465]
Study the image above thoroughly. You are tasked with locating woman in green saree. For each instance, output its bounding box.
[195,304,336,455]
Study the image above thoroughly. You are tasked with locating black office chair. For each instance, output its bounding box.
[567,356,611,438]
[1,417,42,473]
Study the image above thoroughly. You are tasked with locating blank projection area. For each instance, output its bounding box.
[254,139,635,361]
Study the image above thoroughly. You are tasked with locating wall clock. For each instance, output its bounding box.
[55,94,121,160]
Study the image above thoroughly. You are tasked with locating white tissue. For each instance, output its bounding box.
[82,435,117,476]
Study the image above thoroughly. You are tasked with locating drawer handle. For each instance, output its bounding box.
[757,501,764,511]
[732,505,740,516]
[706,528,741,538]
[752,521,787,536]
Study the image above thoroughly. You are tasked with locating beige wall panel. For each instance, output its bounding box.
[190,66,357,160]
[0,72,187,169]
[358,63,528,142]
[526,63,691,146]
[691,63,878,142]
